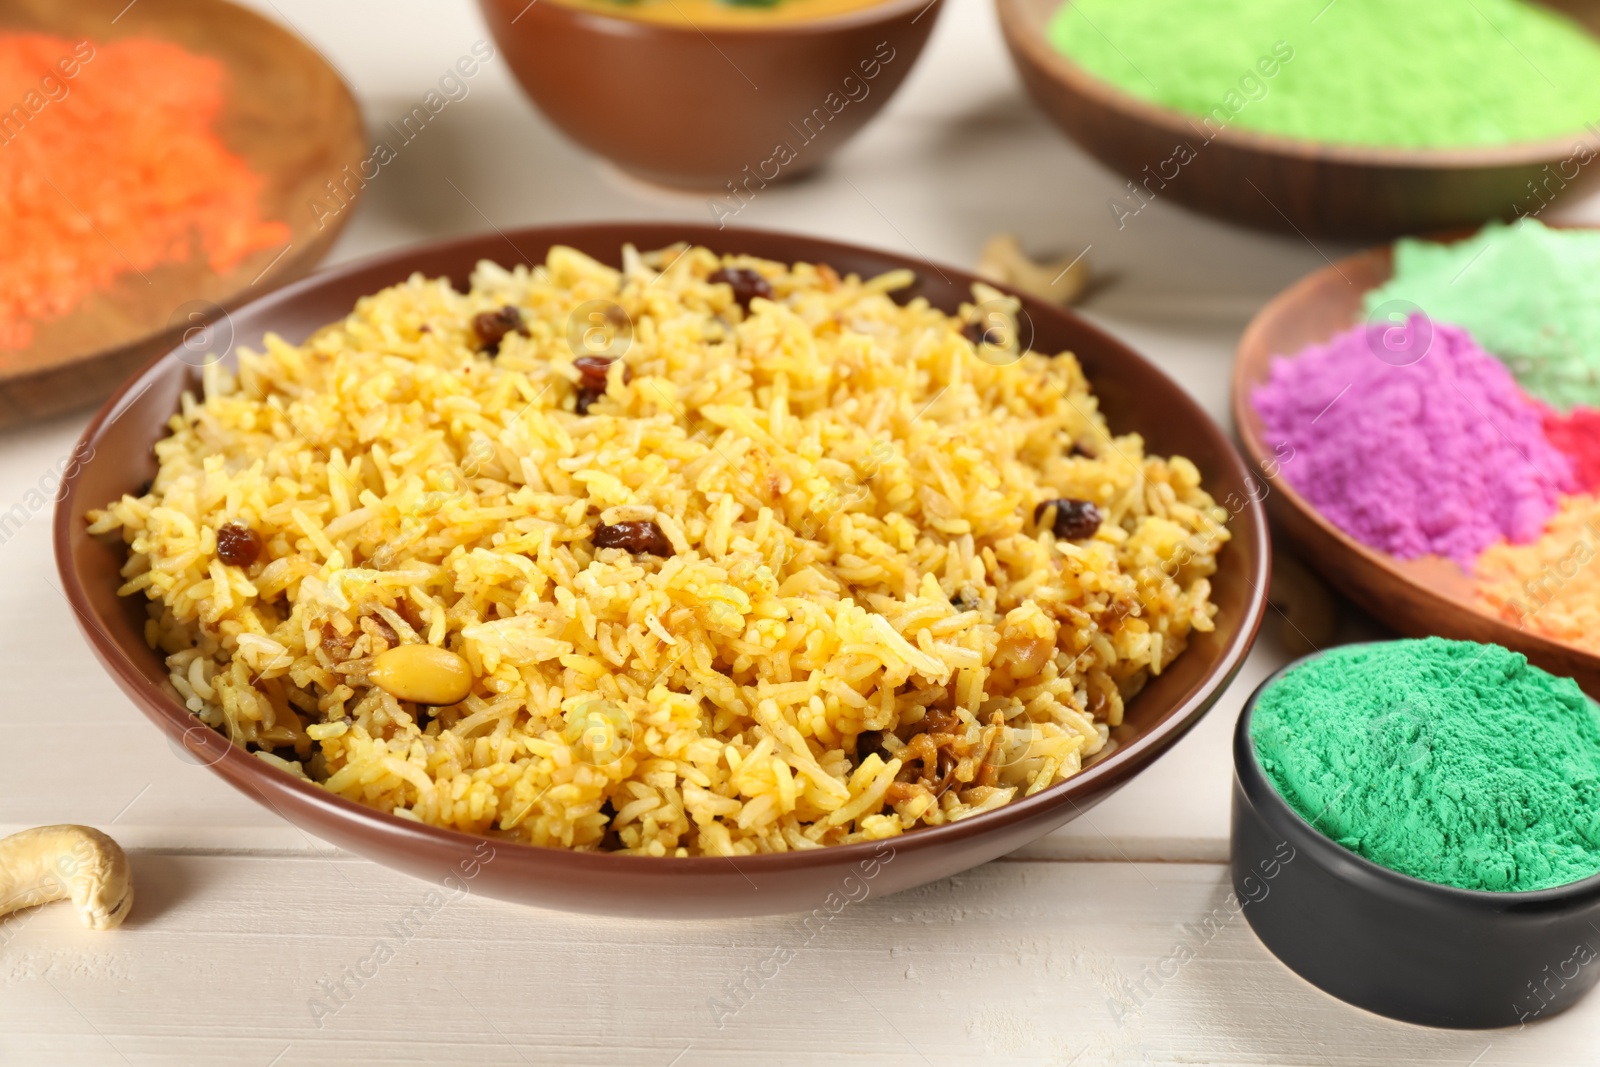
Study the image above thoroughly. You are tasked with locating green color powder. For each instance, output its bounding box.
[1251,638,1600,892]
[1048,0,1600,148]
[1365,220,1600,412]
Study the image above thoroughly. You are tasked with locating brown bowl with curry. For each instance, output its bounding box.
[479,0,943,190]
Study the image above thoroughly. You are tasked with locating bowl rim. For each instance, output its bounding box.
[1236,641,1600,905]
[996,0,1600,170]
[1230,222,1600,682]
[54,219,1268,874]
[493,0,942,38]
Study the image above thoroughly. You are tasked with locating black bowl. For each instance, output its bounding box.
[1232,648,1600,1028]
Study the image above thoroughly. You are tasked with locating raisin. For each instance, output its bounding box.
[321,623,357,658]
[599,799,623,850]
[573,355,632,415]
[264,744,304,765]
[709,266,773,311]
[1033,498,1102,541]
[472,306,526,355]
[963,319,1001,347]
[855,729,890,766]
[573,354,617,388]
[216,522,262,566]
[363,614,399,649]
[592,520,673,556]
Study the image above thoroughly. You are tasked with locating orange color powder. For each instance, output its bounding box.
[1477,494,1600,653]
[0,33,291,351]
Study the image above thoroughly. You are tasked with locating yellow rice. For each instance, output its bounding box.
[88,243,1228,856]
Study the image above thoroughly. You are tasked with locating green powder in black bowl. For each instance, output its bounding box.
[1250,638,1600,892]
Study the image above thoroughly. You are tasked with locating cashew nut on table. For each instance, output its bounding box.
[975,233,1093,306]
[0,825,133,931]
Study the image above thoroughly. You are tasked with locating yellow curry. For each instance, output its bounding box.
[552,0,899,27]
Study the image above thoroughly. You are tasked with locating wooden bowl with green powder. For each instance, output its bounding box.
[997,0,1600,237]
[1233,639,1600,1028]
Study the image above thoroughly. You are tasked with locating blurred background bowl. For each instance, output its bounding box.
[996,0,1600,239]
[479,0,943,189]
[56,222,1267,917]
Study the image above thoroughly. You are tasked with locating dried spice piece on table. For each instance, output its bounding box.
[0,33,290,352]
[975,233,1091,306]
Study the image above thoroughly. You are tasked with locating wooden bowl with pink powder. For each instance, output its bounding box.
[1233,226,1600,696]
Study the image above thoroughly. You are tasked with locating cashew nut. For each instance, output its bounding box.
[975,233,1092,307]
[0,825,133,931]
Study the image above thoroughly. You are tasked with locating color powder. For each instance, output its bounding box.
[1251,319,1571,567]
[0,33,291,352]
[1542,406,1600,491]
[1478,494,1600,652]
[1365,221,1600,413]
[1047,0,1600,148]
[1252,638,1600,893]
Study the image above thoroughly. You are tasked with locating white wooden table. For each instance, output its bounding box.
[5,1,1598,1062]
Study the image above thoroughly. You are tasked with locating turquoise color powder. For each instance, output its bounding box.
[1048,0,1600,148]
[1365,220,1600,412]
[1251,638,1600,892]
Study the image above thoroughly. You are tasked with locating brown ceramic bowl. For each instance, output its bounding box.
[56,222,1267,917]
[479,0,942,189]
[997,0,1600,238]
[1232,227,1600,695]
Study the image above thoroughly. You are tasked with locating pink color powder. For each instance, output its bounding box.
[1251,317,1572,568]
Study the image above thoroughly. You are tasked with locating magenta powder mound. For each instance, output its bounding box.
[1252,318,1572,567]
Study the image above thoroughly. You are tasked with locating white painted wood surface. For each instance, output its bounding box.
[2,0,1596,1061]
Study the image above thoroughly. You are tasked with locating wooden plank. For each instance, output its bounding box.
[3,3,1555,1065]
[0,855,1590,1065]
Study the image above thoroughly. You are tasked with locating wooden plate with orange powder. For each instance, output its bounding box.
[0,0,364,425]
